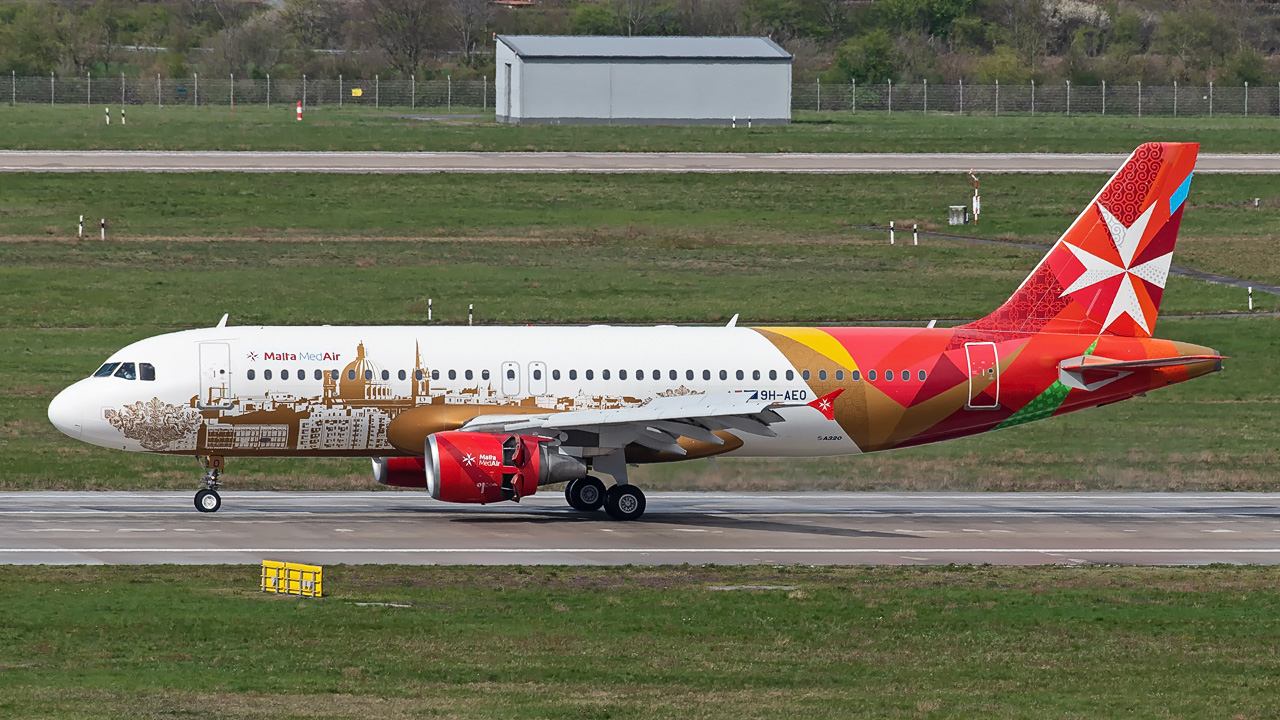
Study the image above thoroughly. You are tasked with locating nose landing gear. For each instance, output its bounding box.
[195,455,224,513]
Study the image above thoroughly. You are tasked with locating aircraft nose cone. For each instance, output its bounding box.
[48,384,85,441]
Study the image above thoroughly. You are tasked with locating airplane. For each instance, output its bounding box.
[48,142,1222,520]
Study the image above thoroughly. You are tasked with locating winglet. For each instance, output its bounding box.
[216,313,229,328]
[808,389,844,420]
[726,314,739,328]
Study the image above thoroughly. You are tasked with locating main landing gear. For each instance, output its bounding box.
[564,476,646,520]
[195,455,224,513]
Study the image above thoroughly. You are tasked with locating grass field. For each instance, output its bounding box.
[5,104,1280,152]
[1,171,1276,492]
[1,565,1278,719]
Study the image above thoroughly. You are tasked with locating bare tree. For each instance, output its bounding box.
[612,0,656,36]
[451,0,494,66]
[361,0,438,75]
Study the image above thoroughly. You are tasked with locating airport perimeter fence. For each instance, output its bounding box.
[4,73,492,110]
[793,80,1280,116]
[7,73,1280,117]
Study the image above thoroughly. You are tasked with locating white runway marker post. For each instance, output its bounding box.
[105,107,110,125]
[1249,287,1253,311]
[296,101,302,121]
[100,219,105,240]
[469,304,474,326]
[890,221,895,245]
[121,107,125,125]
[78,216,83,238]
[427,298,432,321]
[913,223,918,245]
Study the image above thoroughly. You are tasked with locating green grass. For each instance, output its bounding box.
[2,565,1279,719]
[4,104,1280,152]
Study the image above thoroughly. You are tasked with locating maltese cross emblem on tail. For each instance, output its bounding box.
[1060,201,1174,335]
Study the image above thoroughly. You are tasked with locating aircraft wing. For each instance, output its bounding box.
[458,391,819,456]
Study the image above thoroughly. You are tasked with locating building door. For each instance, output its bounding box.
[501,361,520,397]
[964,342,999,409]
[199,343,232,408]
[528,361,547,396]
[503,63,512,120]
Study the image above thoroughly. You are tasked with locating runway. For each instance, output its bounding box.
[2,150,1279,174]
[3,491,1279,566]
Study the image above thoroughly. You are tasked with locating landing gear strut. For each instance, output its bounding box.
[195,455,224,513]
[565,476,606,512]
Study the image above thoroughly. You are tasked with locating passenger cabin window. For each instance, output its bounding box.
[381,370,390,381]
[507,368,516,380]
[702,370,711,381]
[902,369,910,381]
[448,370,457,380]
[398,370,406,381]
[669,370,677,381]
[482,370,491,380]
[465,370,474,380]
[852,370,861,381]
[886,370,894,381]
[569,370,577,380]
[835,370,844,381]
[140,363,156,381]
[364,370,373,381]
[552,370,561,380]
[868,370,877,381]
[282,369,290,381]
[602,370,610,380]
[585,370,594,380]
[297,369,304,380]
[719,370,727,381]
[93,363,119,378]
[114,363,137,380]
[818,370,828,380]
[753,370,761,380]
[533,369,542,380]
[315,369,323,381]
[919,370,927,381]
[331,370,339,380]
[768,370,777,380]
[264,369,273,381]
[348,370,356,380]
[430,370,439,380]
[802,370,811,380]
[619,370,627,380]
[247,369,256,380]
[685,370,693,381]
[415,370,424,381]
[786,370,795,381]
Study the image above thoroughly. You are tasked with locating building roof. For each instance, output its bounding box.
[496,36,791,61]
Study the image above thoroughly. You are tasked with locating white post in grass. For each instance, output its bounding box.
[890,220,895,245]
[1102,80,1106,115]
[1245,82,1249,116]
[303,74,307,109]
[888,78,892,114]
[157,73,161,107]
[483,76,487,109]
[230,73,235,115]
[1066,80,1070,116]
[1210,81,1214,116]
[913,223,918,245]
[50,71,54,106]
[412,74,416,109]
[86,71,90,106]
[995,79,999,116]
[339,75,343,108]
[376,74,380,108]
[105,106,109,125]
[121,107,125,125]
[428,298,432,321]
[959,78,963,114]
[100,218,105,240]
[1249,287,1253,311]
[816,77,821,111]
[448,74,452,110]
[923,78,927,114]
[79,216,84,238]
[851,78,856,112]
[468,304,474,326]
[194,73,198,107]
[1031,79,1035,116]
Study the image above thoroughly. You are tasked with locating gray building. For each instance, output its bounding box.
[495,36,792,125]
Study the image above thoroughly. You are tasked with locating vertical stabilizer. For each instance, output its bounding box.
[963,142,1199,338]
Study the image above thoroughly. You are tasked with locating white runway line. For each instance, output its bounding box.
[4,548,1280,555]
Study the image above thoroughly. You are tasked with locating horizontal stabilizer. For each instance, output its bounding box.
[1058,354,1225,391]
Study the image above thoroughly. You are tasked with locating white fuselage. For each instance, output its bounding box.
[49,325,858,457]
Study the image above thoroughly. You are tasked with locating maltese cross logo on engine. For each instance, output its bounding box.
[462,453,476,466]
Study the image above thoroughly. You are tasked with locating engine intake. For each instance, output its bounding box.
[423,431,587,504]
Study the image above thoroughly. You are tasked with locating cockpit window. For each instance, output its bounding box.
[139,363,156,381]
[94,363,121,378]
[114,362,137,380]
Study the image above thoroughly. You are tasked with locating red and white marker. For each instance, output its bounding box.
[296,101,302,121]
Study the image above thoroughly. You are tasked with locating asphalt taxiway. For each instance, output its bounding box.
[2,491,1278,566]
[2,150,1278,174]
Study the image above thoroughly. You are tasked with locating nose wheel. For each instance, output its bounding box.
[195,455,225,513]
[195,488,222,513]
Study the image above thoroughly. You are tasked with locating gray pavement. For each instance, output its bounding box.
[1,150,1278,174]
[2,491,1278,566]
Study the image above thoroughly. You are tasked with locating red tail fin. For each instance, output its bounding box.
[963,142,1199,338]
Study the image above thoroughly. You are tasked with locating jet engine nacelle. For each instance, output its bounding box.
[424,431,587,504]
[371,456,427,488]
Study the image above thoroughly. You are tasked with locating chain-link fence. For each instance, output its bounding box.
[7,74,1280,117]
[793,80,1280,116]
[3,73,494,111]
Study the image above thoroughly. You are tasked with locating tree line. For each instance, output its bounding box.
[1,0,1276,86]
